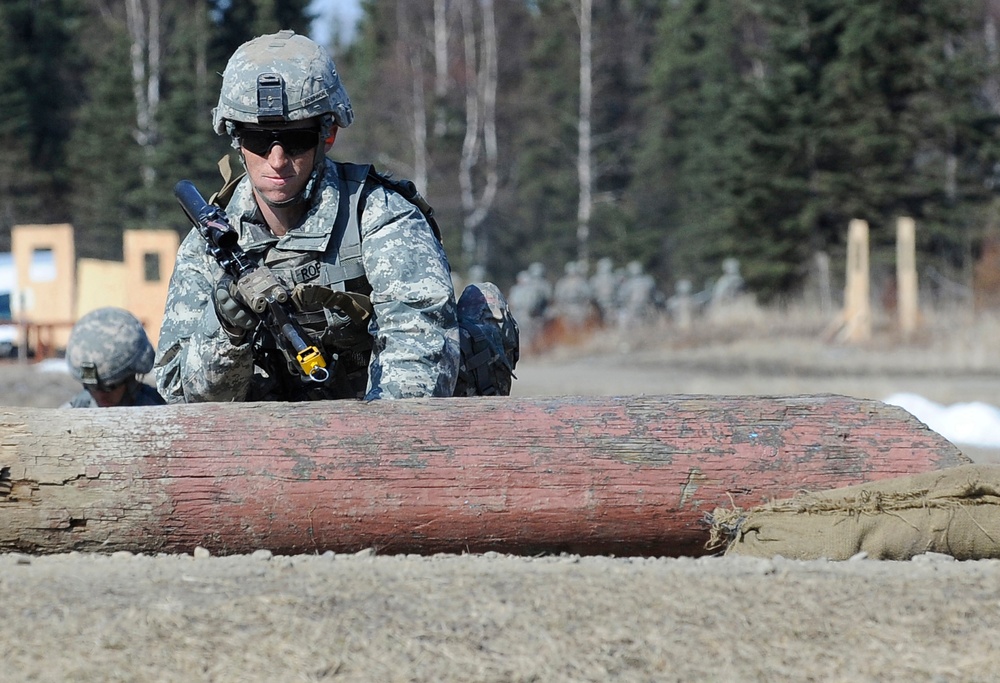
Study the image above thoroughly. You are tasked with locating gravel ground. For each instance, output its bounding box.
[3,550,999,683]
[2,323,999,682]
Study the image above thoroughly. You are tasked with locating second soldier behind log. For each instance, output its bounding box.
[64,307,166,408]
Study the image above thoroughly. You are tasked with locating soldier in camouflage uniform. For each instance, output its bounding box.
[553,260,596,330]
[589,257,621,326]
[64,307,165,408]
[617,260,659,330]
[155,30,516,403]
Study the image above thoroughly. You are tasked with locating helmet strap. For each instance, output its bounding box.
[123,376,142,404]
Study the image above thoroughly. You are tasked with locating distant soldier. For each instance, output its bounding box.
[589,257,621,326]
[508,262,555,354]
[553,260,597,330]
[711,258,745,306]
[667,278,695,331]
[707,257,762,325]
[509,271,545,320]
[617,260,658,330]
[63,307,165,408]
[508,270,543,354]
[526,262,553,312]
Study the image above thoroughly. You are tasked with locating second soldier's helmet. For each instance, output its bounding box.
[66,307,155,388]
[212,29,354,136]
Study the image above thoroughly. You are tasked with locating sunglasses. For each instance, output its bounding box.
[84,379,126,394]
[237,128,320,157]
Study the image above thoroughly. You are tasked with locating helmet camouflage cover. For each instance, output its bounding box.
[213,29,354,134]
[66,307,155,387]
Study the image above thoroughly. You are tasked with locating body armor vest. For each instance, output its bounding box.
[238,162,376,401]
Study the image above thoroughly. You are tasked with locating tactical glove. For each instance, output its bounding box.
[290,283,373,325]
[213,275,257,343]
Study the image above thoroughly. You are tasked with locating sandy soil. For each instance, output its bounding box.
[3,320,1000,682]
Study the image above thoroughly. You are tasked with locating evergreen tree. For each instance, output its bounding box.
[150,0,233,232]
[734,0,999,299]
[63,0,317,258]
[584,0,663,274]
[210,0,314,64]
[629,0,754,290]
[24,0,995,303]
[500,1,583,275]
[66,23,144,260]
[0,0,85,249]
[0,5,38,250]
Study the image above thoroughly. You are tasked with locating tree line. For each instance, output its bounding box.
[3,0,999,304]
[0,0,310,258]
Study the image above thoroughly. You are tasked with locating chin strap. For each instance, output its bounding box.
[124,376,143,404]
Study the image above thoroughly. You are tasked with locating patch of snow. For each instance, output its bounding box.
[883,392,1000,448]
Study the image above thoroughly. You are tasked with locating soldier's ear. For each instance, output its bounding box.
[324,127,338,152]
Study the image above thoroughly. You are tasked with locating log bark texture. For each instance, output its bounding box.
[0,394,970,557]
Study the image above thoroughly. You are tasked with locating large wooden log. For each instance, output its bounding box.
[0,395,969,557]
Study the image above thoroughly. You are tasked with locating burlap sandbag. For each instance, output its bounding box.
[710,464,1000,560]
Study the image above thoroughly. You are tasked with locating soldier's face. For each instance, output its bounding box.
[86,382,128,408]
[239,122,322,205]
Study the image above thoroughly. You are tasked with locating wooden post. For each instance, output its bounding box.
[843,219,871,342]
[896,216,919,338]
[0,396,968,557]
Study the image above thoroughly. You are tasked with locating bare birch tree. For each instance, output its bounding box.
[458,0,498,271]
[397,2,430,191]
[434,0,450,137]
[125,0,161,190]
[574,0,593,266]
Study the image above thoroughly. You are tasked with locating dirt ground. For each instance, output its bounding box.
[3,316,1000,682]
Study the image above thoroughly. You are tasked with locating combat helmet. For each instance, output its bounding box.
[66,307,155,388]
[212,29,353,137]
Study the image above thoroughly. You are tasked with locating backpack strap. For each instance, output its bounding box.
[328,164,446,285]
[210,154,245,209]
[365,165,444,243]
[320,162,371,286]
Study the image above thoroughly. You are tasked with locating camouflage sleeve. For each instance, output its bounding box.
[153,228,255,403]
[360,185,460,399]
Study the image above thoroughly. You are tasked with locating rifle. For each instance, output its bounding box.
[173,179,331,384]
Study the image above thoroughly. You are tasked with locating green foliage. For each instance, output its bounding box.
[66,24,143,260]
[629,0,754,289]
[0,0,85,249]
[47,0,310,259]
[0,0,998,304]
[148,2,233,233]
[731,0,999,299]
[505,1,580,274]
[211,0,314,59]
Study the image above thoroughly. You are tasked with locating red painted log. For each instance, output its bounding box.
[0,394,969,557]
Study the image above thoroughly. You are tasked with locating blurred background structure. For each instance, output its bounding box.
[1,225,175,358]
